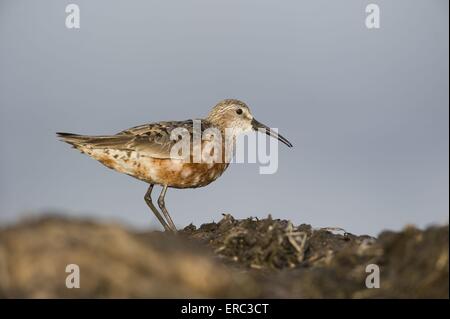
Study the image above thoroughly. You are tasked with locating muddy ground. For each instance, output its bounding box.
[0,214,448,298]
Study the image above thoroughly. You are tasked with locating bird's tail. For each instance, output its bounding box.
[56,132,133,150]
[57,132,137,172]
[56,132,91,149]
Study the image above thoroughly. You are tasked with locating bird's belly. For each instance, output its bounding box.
[158,161,229,188]
[135,158,229,188]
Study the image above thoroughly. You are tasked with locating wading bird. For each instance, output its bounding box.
[57,99,292,232]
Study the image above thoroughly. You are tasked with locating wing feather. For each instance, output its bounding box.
[58,120,211,159]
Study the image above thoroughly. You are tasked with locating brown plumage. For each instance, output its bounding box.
[57,99,292,232]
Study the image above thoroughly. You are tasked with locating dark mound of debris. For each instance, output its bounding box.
[0,214,447,298]
[182,214,375,270]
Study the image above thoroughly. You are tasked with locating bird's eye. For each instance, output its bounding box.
[236,108,243,115]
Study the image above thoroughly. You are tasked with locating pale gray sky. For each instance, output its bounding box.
[0,0,448,235]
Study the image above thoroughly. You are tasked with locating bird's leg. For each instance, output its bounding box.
[158,185,178,232]
[144,184,171,232]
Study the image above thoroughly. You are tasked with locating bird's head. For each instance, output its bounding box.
[206,99,292,147]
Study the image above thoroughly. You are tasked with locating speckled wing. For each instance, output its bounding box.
[58,120,211,159]
[114,119,211,159]
[110,120,190,158]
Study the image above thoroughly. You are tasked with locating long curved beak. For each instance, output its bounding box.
[251,118,293,148]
